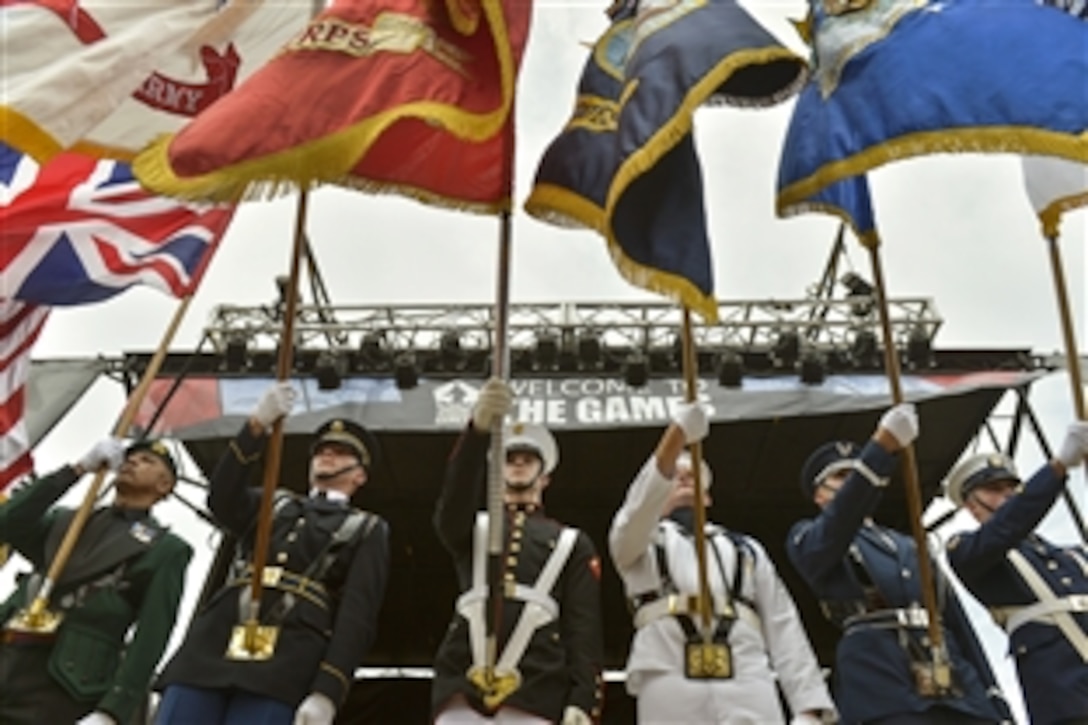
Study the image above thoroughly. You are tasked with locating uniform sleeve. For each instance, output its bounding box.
[310,516,391,707]
[0,467,79,561]
[560,532,605,722]
[207,422,266,535]
[97,535,193,724]
[433,425,488,556]
[608,456,673,572]
[946,463,1066,580]
[786,441,894,584]
[748,538,836,719]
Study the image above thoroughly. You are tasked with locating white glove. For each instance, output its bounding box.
[76,712,117,725]
[672,402,709,444]
[561,706,593,725]
[253,381,297,428]
[293,692,335,725]
[878,403,918,447]
[1058,421,1088,468]
[472,377,513,431]
[76,438,125,473]
[788,713,823,725]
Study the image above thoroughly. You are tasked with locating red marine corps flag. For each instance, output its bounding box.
[135,0,532,213]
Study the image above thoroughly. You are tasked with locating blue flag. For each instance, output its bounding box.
[527,1,806,322]
[777,0,1088,240]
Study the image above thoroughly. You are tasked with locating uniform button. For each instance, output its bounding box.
[1016,645,1027,655]
[1061,577,1073,587]
[551,632,560,642]
[1048,561,1059,571]
[512,530,523,540]
[297,518,306,527]
[276,552,288,563]
[901,569,911,579]
[286,532,298,542]
[510,542,521,553]
[506,556,518,567]
[504,572,515,582]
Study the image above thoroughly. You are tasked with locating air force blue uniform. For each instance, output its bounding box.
[947,461,1088,725]
[787,441,1008,725]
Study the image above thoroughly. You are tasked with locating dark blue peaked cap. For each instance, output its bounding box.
[799,440,863,498]
[311,418,378,472]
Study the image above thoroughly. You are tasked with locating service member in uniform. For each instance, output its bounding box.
[944,420,1088,725]
[155,381,391,725]
[432,377,604,724]
[787,403,1011,725]
[610,402,835,724]
[0,437,192,725]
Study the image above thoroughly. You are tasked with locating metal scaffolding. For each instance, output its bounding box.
[200,296,944,373]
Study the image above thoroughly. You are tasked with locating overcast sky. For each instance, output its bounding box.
[10,3,1088,721]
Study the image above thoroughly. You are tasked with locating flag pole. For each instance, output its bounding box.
[471,82,518,706]
[1044,234,1088,532]
[680,308,713,632]
[227,189,307,660]
[478,209,513,708]
[9,294,195,633]
[863,239,952,693]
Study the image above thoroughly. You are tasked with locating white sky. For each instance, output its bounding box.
[6,3,1088,722]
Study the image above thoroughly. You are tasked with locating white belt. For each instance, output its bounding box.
[994,594,1088,634]
[461,513,579,678]
[456,583,559,621]
[844,606,930,631]
[634,593,762,634]
[1004,550,1088,662]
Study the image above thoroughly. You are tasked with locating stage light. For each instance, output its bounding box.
[623,351,649,388]
[671,334,684,368]
[394,353,419,390]
[716,350,744,388]
[224,333,248,372]
[772,329,801,368]
[841,272,875,317]
[439,330,463,370]
[850,329,880,369]
[906,326,933,369]
[576,330,602,369]
[315,351,346,390]
[799,351,826,385]
[534,331,560,370]
[359,331,387,368]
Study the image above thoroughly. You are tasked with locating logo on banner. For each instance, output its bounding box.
[433,380,479,426]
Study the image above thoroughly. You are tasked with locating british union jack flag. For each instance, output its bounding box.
[0,143,233,488]
[1,143,233,304]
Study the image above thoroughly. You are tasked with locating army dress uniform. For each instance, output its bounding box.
[431,427,605,723]
[946,454,1088,724]
[787,441,1009,725]
[610,457,835,724]
[0,465,192,725]
[156,420,390,712]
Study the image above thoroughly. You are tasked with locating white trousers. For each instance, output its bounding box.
[436,695,552,725]
[638,671,784,725]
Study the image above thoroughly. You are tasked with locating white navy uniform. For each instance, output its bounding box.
[609,457,835,724]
